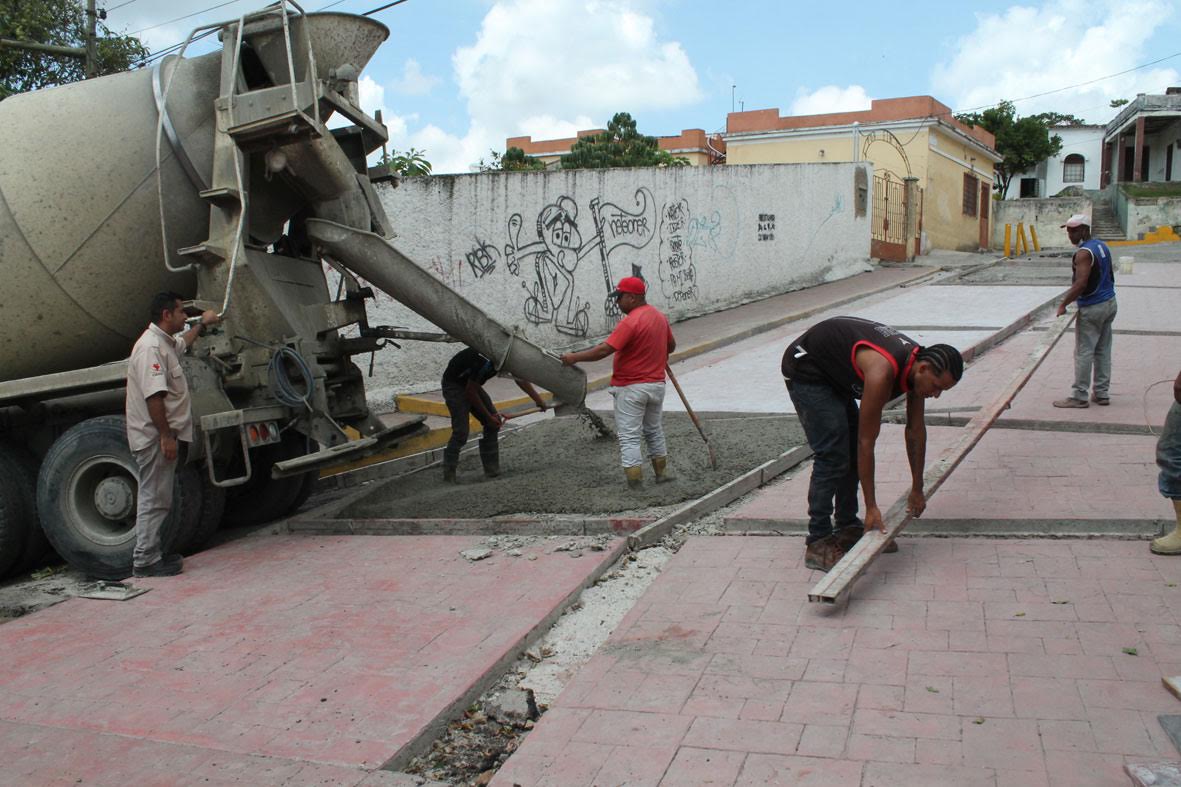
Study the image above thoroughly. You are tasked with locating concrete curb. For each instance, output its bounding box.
[721,517,1167,537]
[395,266,939,416]
[380,537,631,771]
[289,515,655,537]
[628,445,813,549]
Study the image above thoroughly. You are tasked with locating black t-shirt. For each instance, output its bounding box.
[442,348,497,386]
[781,316,918,400]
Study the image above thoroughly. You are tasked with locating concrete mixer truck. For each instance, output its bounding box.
[0,3,586,580]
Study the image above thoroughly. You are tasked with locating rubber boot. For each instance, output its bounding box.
[1151,500,1181,555]
[624,466,643,489]
[442,463,458,483]
[651,456,672,483]
[480,442,500,479]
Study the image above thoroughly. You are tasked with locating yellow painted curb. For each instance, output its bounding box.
[1109,225,1181,246]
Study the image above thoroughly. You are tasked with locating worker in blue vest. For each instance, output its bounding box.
[1054,214,1117,408]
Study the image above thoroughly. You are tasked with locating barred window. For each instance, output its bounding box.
[963,173,978,217]
[1063,154,1085,183]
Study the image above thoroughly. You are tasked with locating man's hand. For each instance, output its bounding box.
[560,353,576,366]
[907,488,927,517]
[1056,302,1068,317]
[160,432,178,462]
[201,309,221,328]
[536,400,548,412]
[864,505,885,533]
[495,413,508,427]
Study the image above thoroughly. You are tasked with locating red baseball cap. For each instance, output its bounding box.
[611,276,646,296]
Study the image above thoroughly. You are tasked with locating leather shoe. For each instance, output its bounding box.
[133,554,183,577]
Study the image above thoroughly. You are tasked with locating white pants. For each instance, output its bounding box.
[611,382,667,468]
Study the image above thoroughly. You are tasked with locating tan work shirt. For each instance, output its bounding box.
[125,323,193,452]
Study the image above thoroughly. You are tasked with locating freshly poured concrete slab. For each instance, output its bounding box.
[0,534,621,780]
[848,285,1061,330]
[587,329,995,414]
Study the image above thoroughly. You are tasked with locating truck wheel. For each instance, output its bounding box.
[0,443,51,576]
[36,416,182,580]
[0,468,26,578]
[221,437,305,528]
[287,471,317,516]
[178,469,226,554]
[167,463,205,556]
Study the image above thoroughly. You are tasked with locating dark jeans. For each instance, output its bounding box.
[442,382,499,469]
[787,380,860,543]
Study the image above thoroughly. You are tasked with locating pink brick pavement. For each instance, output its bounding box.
[726,423,1167,527]
[494,536,1181,786]
[0,534,618,784]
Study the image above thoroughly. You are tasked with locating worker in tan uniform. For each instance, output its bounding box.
[125,292,220,577]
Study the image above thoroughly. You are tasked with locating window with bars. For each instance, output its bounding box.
[963,173,978,216]
[1063,154,1085,183]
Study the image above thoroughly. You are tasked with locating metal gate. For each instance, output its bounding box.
[870,173,919,262]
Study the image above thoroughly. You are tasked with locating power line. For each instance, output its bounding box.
[363,0,410,16]
[129,0,245,36]
[104,0,140,12]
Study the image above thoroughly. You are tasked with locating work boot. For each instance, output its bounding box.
[480,445,500,479]
[1053,397,1089,409]
[1090,392,1111,406]
[133,553,183,577]
[834,524,863,552]
[624,466,643,489]
[884,539,900,553]
[651,456,672,483]
[804,536,844,572]
[483,460,501,479]
[442,464,458,483]
[1151,501,1181,555]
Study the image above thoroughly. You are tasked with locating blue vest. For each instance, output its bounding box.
[1077,238,1115,307]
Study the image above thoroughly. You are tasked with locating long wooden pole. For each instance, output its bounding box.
[808,312,1077,604]
[666,364,717,469]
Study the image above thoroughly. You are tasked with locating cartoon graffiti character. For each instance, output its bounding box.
[505,196,593,337]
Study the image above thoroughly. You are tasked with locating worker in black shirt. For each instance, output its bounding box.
[782,316,964,572]
[441,347,548,482]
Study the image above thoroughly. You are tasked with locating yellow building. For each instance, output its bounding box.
[505,128,725,168]
[724,96,1002,256]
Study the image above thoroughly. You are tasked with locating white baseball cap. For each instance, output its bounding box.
[1060,213,1090,228]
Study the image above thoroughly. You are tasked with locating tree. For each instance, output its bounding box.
[476,146,546,172]
[956,101,1062,198]
[380,148,432,177]
[560,112,690,170]
[0,0,150,101]
[1110,98,1129,109]
[1029,111,1087,127]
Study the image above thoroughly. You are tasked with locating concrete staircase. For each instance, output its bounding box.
[1090,201,1125,241]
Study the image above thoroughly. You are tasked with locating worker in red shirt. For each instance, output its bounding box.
[561,276,676,488]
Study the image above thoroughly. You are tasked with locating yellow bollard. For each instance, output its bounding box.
[1029,225,1040,252]
[1004,224,1012,257]
[1016,223,1029,256]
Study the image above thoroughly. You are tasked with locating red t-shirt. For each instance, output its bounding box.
[606,304,673,386]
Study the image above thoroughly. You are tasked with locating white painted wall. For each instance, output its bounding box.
[357,162,872,406]
[993,197,1092,249]
[1013,125,1103,197]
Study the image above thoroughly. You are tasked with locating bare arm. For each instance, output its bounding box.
[854,349,895,532]
[465,379,503,425]
[904,390,928,517]
[180,310,221,349]
[145,393,177,461]
[561,342,615,366]
[515,379,547,410]
[1057,249,1093,315]
[1174,368,1181,405]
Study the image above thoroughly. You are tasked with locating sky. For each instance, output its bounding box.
[105,0,1181,173]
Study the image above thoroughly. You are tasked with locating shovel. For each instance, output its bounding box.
[665,364,717,469]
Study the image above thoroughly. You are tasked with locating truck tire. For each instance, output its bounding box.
[0,468,26,578]
[177,468,226,554]
[221,436,306,528]
[0,443,51,576]
[287,470,317,516]
[36,416,183,580]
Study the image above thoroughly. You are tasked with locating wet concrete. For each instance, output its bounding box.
[342,413,805,520]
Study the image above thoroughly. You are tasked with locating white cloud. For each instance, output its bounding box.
[388,59,440,96]
[413,0,702,173]
[790,85,873,116]
[931,0,1180,122]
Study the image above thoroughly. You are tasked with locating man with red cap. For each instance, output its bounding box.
[1054,213,1117,408]
[561,276,676,488]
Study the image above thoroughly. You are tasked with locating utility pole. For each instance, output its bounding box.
[85,0,98,78]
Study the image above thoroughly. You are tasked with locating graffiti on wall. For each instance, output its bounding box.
[505,188,655,336]
[757,213,776,242]
[465,239,500,278]
[658,199,698,303]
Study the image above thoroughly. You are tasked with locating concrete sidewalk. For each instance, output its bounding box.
[494,536,1181,787]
